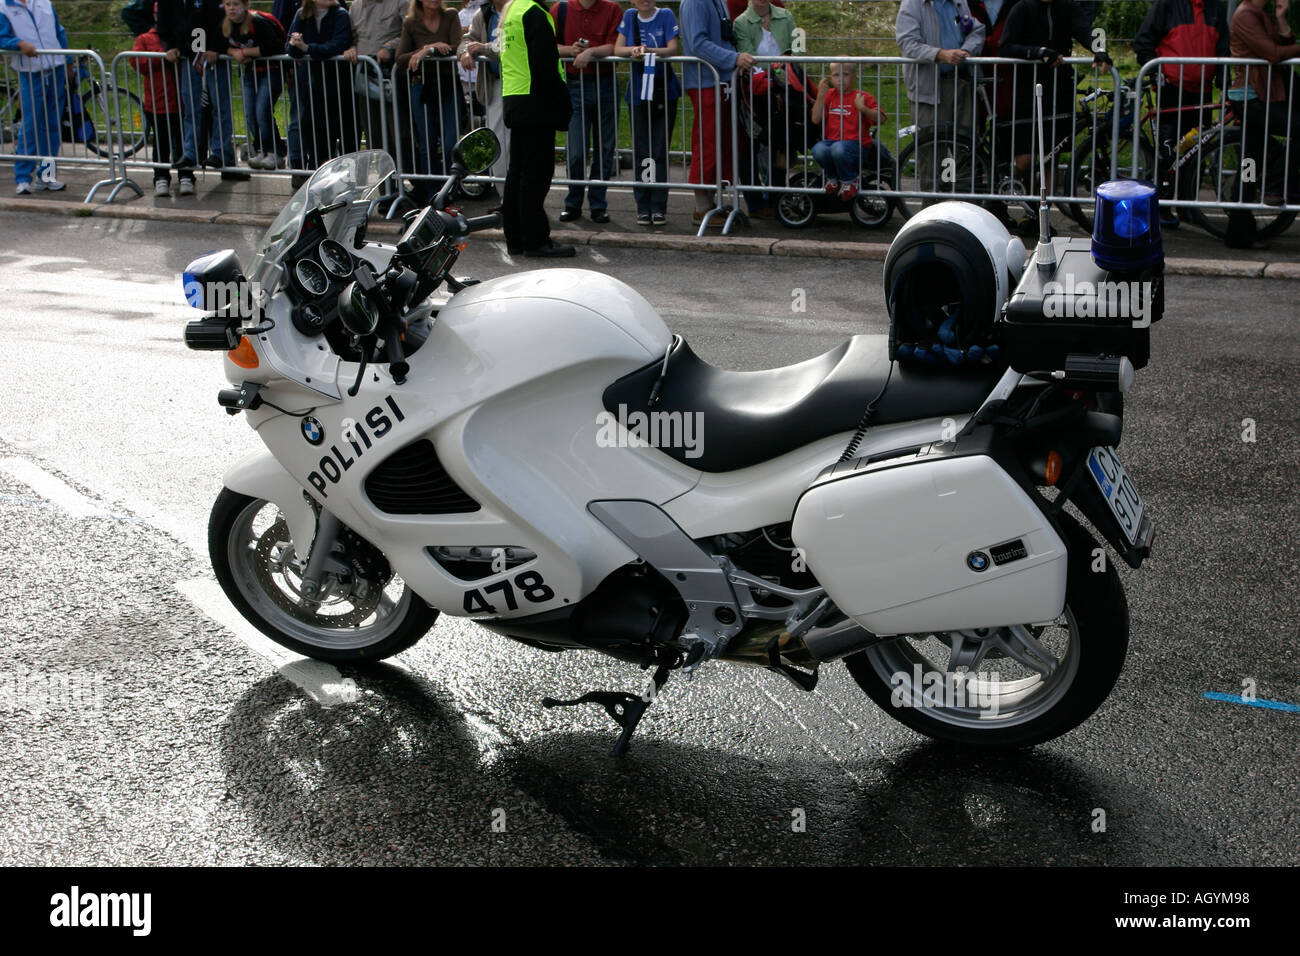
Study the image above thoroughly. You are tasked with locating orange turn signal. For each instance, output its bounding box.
[228,336,259,369]
[1045,450,1062,487]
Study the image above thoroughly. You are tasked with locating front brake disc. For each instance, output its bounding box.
[252,518,381,628]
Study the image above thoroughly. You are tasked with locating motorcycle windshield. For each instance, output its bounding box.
[251,150,396,283]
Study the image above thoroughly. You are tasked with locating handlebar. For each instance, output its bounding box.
[462,212,502,234]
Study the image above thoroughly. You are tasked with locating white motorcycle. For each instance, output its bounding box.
[183,129,1158,755]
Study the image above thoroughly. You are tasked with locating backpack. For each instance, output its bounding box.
[121,0,156,37]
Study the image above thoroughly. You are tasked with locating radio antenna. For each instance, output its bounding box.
[1033,82,1056,271]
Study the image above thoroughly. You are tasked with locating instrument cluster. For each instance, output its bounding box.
[286,237,358,336]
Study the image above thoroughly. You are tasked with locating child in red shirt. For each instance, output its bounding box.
[810,62,888,200]
[132,17,193,197]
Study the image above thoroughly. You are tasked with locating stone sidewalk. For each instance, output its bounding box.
[2,159,1297,279]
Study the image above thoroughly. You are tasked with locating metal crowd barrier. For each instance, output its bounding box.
[1132,56,1300,217]
[729,55,1122,224]
[391,54,727,233]
[109,51,389,195]
[7,47,1295,240]
[0,48,138,202]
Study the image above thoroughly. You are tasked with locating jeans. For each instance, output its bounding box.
[179,60,235,166]
[412,80,461,180]
[629,96,675,216]
[812,139,862,183]
[240,67,283,155]
[565,73,617,211]
[14,68,65,184]
[285,76,303,168]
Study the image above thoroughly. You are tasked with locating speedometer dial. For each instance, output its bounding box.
[295,258,330,297]
[318,239,354,278]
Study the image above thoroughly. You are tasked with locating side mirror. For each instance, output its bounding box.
[452,128,501,175]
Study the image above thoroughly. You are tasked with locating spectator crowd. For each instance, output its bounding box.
[1,0,1297,236]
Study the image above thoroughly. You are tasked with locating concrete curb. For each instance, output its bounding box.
[1,196,1288,279]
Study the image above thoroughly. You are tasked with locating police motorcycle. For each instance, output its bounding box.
[182,123,1160,756]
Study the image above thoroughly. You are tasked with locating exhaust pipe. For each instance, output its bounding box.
[721,614,880,667]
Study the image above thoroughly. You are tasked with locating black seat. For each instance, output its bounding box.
[602,334,1005,473]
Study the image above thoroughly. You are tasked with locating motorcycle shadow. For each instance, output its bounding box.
[218,665,1222,866]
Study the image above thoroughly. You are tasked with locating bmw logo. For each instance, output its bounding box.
[966,551,990,572]
[301,417,324,445]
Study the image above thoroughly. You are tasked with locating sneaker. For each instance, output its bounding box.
[636,213,652,226]
[201,156,224,170]
[558,207,581,222]
[34,178,65,192]
[154,179,171,197]
[15,181,31,195]
[652,213,667,226]
[839,181,859,200]
[824,180,841,194]
[178,178,195,197]
[255,152,276,170]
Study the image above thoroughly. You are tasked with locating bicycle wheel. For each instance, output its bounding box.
[1064,134,1156,232]
[0,86,19,145]
[84,81,146,158]
[1188,137,1296,240]
[895,129,990,220]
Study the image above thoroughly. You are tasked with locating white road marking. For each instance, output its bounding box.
[588,250,609,263]
[175,577,354,708]
[492,241,515,266]
[0,458,107,519]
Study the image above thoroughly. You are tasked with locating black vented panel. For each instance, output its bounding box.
[365,440,481,515]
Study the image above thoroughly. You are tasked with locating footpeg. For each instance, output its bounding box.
[542,664,671,757]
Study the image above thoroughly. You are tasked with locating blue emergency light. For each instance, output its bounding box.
[1091,180,1163,272]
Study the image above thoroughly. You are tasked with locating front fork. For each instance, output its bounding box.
[299,510,344,602]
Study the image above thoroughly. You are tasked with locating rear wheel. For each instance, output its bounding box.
[209,489,436,663]
[895,131,991,221]
[1187,137,1296,240]
[843,514,1128,748]
[83,80,146,158]
[1065,133,1156,232]
[850,177,894,228]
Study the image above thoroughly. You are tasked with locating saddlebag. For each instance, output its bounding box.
[790,447,1067,635]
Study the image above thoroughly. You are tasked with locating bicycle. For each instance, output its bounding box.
[1,54,146,159]
[1067,80,1294,239]
[894,75,1121,226]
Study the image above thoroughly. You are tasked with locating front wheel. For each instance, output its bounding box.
[843,514,1128,748]
[209,489,436,663]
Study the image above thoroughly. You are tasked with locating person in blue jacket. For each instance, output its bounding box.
[287,0,357,171]
[0,0,70,194]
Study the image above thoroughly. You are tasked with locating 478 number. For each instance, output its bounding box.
[463,570,554,614]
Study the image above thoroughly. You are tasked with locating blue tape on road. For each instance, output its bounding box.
[1203,692,1300,713]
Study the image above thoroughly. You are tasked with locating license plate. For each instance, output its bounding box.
[1087,446,1144,546]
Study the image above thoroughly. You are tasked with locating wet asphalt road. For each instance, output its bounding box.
[0,212,1296,866]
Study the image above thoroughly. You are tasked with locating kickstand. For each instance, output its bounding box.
[542,662,672,757]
